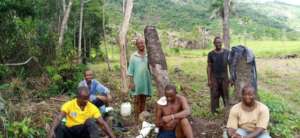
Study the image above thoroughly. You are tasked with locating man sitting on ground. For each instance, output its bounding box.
[49,86,115,138]
[226,85,271,138]
[156,84,194,138]
[79,69,112,113]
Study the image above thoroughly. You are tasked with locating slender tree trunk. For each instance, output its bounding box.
[118,0,134,93]
[62,0,66,12]
[103,0,112,71]
[144,26,169,97]
[122,0,126,15]
[78,0,84,63]
[73,25,76,48]
[83,32,87,64]
[58,0,73,55]
[223,0,230,49]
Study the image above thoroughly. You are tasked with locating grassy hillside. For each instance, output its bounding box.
[106,0,300,40]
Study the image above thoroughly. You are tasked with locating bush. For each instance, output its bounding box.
[260,91,300,138]
[0,65,10,81]
[5,117,39,138]
[46,62,86,97]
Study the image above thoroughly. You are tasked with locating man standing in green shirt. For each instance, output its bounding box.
[128,38,152,121]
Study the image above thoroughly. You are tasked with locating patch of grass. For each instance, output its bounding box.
[164,40,300,58]
[231,40,300,58]
[260,90,300,138]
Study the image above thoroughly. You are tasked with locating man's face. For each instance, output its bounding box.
[165,89,176,103]
[242,88,255,105]
[214,38,222,50]
[84,70,93,82]
[136,40,145,51]
[77,92,89,107]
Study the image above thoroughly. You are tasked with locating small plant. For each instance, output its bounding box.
[0,65,10,80]
[6,117,38,138]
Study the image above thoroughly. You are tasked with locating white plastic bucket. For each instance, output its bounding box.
[120,102,132,117]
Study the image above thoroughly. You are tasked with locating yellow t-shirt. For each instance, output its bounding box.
[61,99,101,127]
[226,101,269,132]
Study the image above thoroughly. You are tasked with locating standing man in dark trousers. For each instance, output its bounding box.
[207,36,231,113]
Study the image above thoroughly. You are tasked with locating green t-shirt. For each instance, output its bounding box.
[127,51,152,96]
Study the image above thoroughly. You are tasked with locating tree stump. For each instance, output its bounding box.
[144,26,169,97]
[233,55,258,102]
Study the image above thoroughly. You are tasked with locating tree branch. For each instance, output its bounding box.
[3,57,33,66]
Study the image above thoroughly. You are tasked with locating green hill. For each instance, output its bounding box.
[106,0,300,40]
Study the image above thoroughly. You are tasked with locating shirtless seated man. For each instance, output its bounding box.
[155,84,194,138]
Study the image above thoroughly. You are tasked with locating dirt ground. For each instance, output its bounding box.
[19,57,300,137]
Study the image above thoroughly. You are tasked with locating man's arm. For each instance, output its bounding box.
[244,127,265,138]
[227,128,241,138]
[96,93,112,104]
[161,96,191,123]
[245,106,269,138]
[173,96,191,119]
[207,54,213,87]
[96,117,116,138]
[155,104,163,127]
[48,112,66,138]
[95,81,112,103]
[227,106,240,138]
[128,76,135,90]
[127,55,135,90]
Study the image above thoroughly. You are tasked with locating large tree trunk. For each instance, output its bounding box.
[144,26,169,97]
[58,0,73,54]
[78,0,84,64]
[118,0,134,93]
[223,0,230,49]
[103,0,112,71]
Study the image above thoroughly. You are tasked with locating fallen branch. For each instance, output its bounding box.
[3,57,33,66]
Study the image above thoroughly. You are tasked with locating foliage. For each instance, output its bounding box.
[46,58,86,97]
[5,117,39,138]
[260,91,300,138]
[0,65,10,81]
[107,0,300,40]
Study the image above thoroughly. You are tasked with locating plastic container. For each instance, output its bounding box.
[120,102,132,117]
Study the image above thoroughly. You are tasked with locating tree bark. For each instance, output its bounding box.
[144,26,169,97]
[58,0,73,55]
[223,0,230,49]
[78,0,84,64]
[103,0,112,71]
[118,0,134,93]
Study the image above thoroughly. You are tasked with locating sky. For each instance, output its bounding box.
[276,0,300,5]
[237,0,300,6]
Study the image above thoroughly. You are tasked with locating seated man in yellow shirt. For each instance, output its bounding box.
[49,86,116,138]
[226,85,271,138]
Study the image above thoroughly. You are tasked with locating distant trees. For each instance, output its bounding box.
[58,0,73,55]
[209,0,233,49]
[0,0,108,65]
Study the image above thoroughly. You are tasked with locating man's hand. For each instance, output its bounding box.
[165,119,178,128]
[232,132,242,138]
[162,115,173,123]
[207,81,213,88]
[229,80,234,87]
[128,83,135,90]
